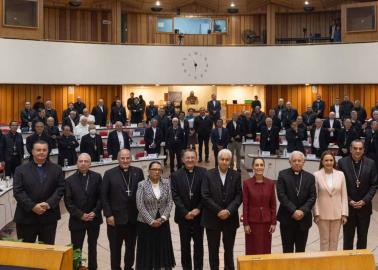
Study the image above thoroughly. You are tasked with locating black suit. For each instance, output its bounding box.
[171,167,206,270]
[364,129,378,172]
[337,128,359,157]
[91,105,108,127]
[144,127,163,154]
[323,118,341,142]
[302,112,317,128]
[310,127,330,157]
[107,130,131,160]
[260,126,280,154]
[2,131,24,177]
[286,128,306,153]
[74,102,86,115]
[26,132,53,160]
[102,166,144,270]
[194,115,213,161]
[201,168,242,270]
[330,105,342,119]
[243,117,257,141]
[166,126,185,172]
[20,109,35,130]
[211,128,230,167]
[252,112,266,132]
[354,106,367,123]
[179,119,190,148]
[338,156,378,249]
[46,125,60,149]
[62,116,79,132]
[80,134,104,162]
[64,170,103,270]
[312,100,325,118]
[276,168,316,252]
[282,109,298,129]
[207,100,221,125]
[45,108,59,126]
[145,106,158,122]
[111,106,127,125]
[58,135,79,166]
[340,101,354,119]
[130,103,143,124]
[13,160,65,244]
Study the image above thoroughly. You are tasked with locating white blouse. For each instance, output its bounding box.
[151,182,161,199]
[325,173,333,189]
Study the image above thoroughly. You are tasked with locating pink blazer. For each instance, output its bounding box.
[313,168,348,220]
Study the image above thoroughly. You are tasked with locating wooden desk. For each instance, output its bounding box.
[238,249,375,270]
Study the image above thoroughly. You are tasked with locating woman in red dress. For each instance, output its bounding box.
[243,157,277,255]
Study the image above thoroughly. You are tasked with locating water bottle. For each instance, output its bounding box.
[64,158,68,168]
[100,155,104,163]
[257,149,261,156]
[283,148,287,158]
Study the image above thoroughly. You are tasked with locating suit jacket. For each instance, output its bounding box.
[45,109,59,126]
[136,178,173,224]
[91,105,108,127]
[201,168,242,230]
[74,102,86,115]
[26,132,53,158]
[58,135,79,166]
[226,119,244,143]
[337,128,359,156]
[337,156,378,217]
[323,118,341,140]
[13,160,65,224]
[171,166,206,223]
[330,105,341,118]
[62,116,79,132]
[101,166,144,225]
[312,100,325,116]
[242,177,277,225]
[313,168,348,220]
[64,170,103,230]
[179,119,190,147]
[154,115,170,139]
[166,126,185,150]
[107,130,131,159]
[207,100,221,120]
[252,112,266,131]
[145,106,158,122]
[144,127,163,152]
[110,106,127,125]
[282,109,298,129]
[20,109,36,129]
[243,117,257,140]
[354,107,367,122]
[286,128,306,153]
[2,132,24,162]
[340,101,354,119]
[310,127,330,153]
[194,115,213,137]
[211,127,230,150]
[364,129,378,159]
[276,168,316,230]
[260,126,280,154]
[302,112,317,127]
[80,134,104,162]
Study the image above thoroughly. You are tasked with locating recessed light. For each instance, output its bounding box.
[230,2,235,7]
[305,83,310,86]
[304,1,309,5]
[156,1,160,6]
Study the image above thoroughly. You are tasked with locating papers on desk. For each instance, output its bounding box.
[306,154,317,160]
[261,151,271,157]
[133,131,141,136]
[130,124,138,128]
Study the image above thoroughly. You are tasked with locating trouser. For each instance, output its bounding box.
[169,148,182,172]
[107,223,137,270]
[227,141,241,170]
[178,220,204,270]
[5,156,22,177]
[71,226,100,270]
[280,223,309,253]
[198,135,209,161]
[16,222,57,245]
[317,219,341,251]
[206,227,237,270]
[312,147,322,158]
[343,213,370,250]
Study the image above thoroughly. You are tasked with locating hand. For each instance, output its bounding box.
[106,216,115,226]
[151,143,156,148]
[314,215,320,224]
[240,215,244,223]
[341,215,348,225]
[81,213,91,221]
[244,225,251,234]
[151,219,162,228]
[191,208,200,217]
[32,203,46,215]
[355,200,366,208]
[291,210,304,221]
[185,212,194,220]
[88,212,96,220]
[217,210,230,220]
[39,202,50,210]
[269,225,276,234]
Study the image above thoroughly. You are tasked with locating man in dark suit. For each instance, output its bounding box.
[164,100,176,120]
[194,108,213,163]
[32,109,47,131]
[243,111,257,141]
[144,118,163,155]
[45,100,59,126]
[20,101,35,131]
[207,94,221,125]
[32,96,44,111]
[323,112,341,143]
[310,118,330,158]
[364,121,378,171]
[226,113,244,172]
[282,102,298,129]
[108,121,131,160]
[63,102,77,120]
[251,95,261,111]
[2,121,24,177]
[286,121,306,154]
[166,117,185,172]
[101,149,144,270]
[260,117,280,155]
[91,99,108,127]
[178,111,190,148]
[80,125,104,162]
[274,98,285,121]
[353,100,367,123]
[63,110,79,132]
[340,95,354,119]
[111,99,127,125]
[64,153,103,270]
[211,119,230,168]
[338,140,378,250]
[337,118,359,157]
[251,106,266,132]
[276,151,317,252]
[145,101,158,123]
[302,106,317,129]
[171,149,206,270]
[312,94,325,118]
[26,121,53,159]
[127,92,135,117]
[330,97,341,119]
[74,96,86,115]
[201,149,242,270]
[13,140,65,244]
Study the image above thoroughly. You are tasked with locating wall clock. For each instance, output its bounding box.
[181,51,208,80]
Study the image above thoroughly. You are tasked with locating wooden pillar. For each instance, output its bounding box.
[266,4,276,45]
[111,0,122,44]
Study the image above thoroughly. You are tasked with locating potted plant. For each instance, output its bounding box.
[70,246,87,270]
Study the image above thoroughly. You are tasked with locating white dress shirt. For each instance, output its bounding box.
[219,169,227,185]
[334,105,340,119]
[74,124,89,140]
[117,131,124,149]
[326,173,334,189]
[329,119,334,137]
[80,114,95,123]
[313,128,321,149]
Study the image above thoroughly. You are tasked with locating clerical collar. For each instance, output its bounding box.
[119,166,129,172]
[291,168,301,175]
[33,160,47,167]
[78,171,89,176]
[352,157,362,164]
[185,167,194,173]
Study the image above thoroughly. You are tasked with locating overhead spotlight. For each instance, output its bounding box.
[156,0,161,6]
[230,2,235,7]
[305,83,310,86]
[228,2,238,13]
[151,0,163,12]
[69,0,81,7]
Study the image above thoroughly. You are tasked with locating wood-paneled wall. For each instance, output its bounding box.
[126,13,266,45]
[0,85,121,124]
[44,7,112,42]
[265,84,378,116]
[276,11,340,39]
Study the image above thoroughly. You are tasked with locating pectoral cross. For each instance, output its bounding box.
[189,192,193,199]
[126,189,132,196]
[356,179,360,188]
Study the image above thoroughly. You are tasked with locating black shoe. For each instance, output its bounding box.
[198,159,203,163]
[205,159,210,163]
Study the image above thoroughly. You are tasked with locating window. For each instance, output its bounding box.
[3,0,38,28]
[157,17,173,33]
[346,5,376,32]
[174,17,212,34]
[213,19,227,33]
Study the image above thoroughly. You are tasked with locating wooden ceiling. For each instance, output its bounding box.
[44,0,358,13]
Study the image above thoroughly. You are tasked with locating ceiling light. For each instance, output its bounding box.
[305,83,310,86]
[156,1,160,6]
[230,2,235,7]
[304,1,309,5]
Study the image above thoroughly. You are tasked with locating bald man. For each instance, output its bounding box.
[64,153,103,270]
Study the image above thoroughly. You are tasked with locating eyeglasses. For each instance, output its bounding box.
[149,168,162,172]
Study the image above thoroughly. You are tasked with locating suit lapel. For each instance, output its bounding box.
[319,169,333,195]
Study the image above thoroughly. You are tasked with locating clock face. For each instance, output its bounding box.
[181,51,209,80]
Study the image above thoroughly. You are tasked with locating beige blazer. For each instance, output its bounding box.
[313,168,348,220]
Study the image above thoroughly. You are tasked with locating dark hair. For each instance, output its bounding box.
[181,148,197,158]
[251,157,265,168]
[34,121,45,127]
[32,140,49,150]
[318,150,336,170]
[148,161,162,170]
[9,120,18,126]
[350,139,364,149]
[62,124,71,130]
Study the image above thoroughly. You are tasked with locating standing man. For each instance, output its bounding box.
[2,121,24,177]
[111,99,128,125]
[145,101,158,123]
[58,125,79,167]
[330,97,341,119]
[282,102,298,129]
[45,100,59,126]
[91,99,108,127]
[323,112,341,143]
[74,96,86,115]
[26,121,52,159]
[64,153,103,270]
[13,140,65,244]
[340,95,354,120]
[312,94,325,119]
[260,117,280,155]
[171,149,206,270]
[251,95,261,111]
[80,125,104,162]
[166,117,185,172]
[337,118,359,157]
[211,119,229,168]
[207,94,221,126]
[20,101,35,131]
[127,92,135,117]
[194,108,212,163]
[144,118,163,155]
[310,118,330,158]
[101,149,144,270]
[201,149,242,270]
[338,140,377,250]
[107,121,131,160]
[286,121,306,154]
[276,151,317,252]
[226,113,244,172]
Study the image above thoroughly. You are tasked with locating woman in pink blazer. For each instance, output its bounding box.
[313,151,348,251]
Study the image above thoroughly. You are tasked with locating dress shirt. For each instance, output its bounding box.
[313,128,321,149]
[151,182,161,199]
[334,105,340,118]
[219,169,227,185]
[117,131,124,149]
[329,119,334,137]
[74,124,89,140]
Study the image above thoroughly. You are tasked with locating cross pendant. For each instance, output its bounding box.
[126,189,132,196]
[189,192,193,199]
[356,179,360,188]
